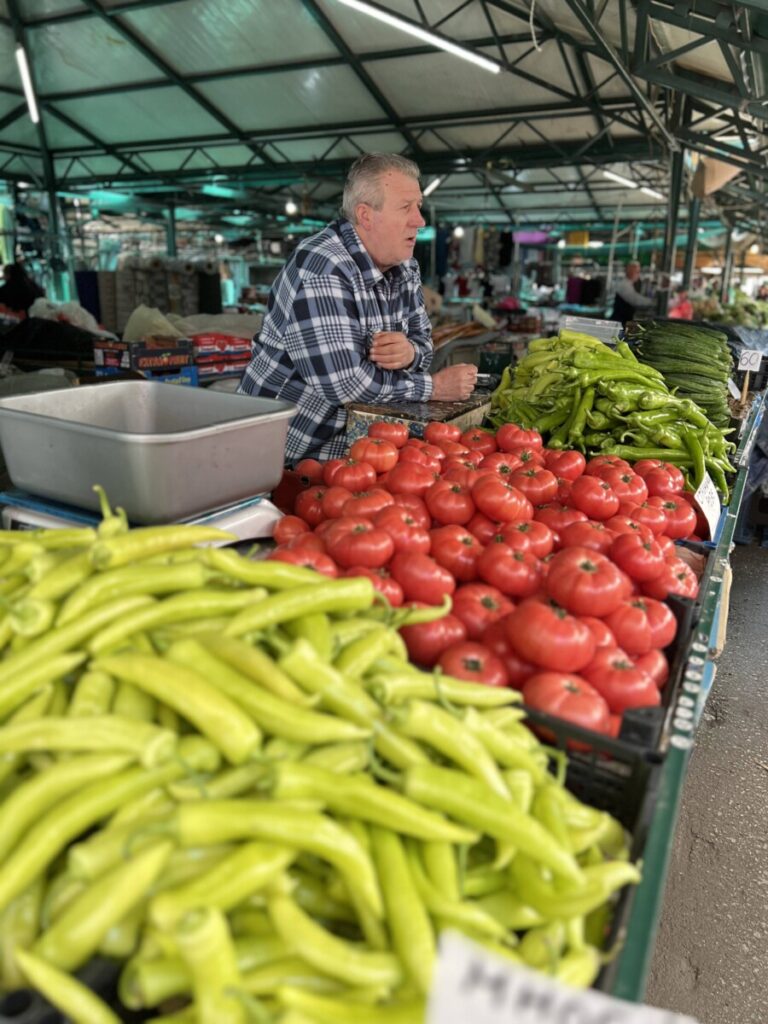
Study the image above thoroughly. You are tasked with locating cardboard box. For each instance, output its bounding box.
[141,366,199,387]
[131,337,193,372]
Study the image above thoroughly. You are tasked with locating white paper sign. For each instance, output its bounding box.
[693,472,721,540]
[428,933,700,1024]
[738,349,762,372]
[727,378,742,400]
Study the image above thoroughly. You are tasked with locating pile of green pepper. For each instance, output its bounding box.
[0,493,640,1023]
[489,329,736,496]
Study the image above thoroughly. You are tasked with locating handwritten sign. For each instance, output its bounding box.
[693,472,721,540]
[738,349,762,372]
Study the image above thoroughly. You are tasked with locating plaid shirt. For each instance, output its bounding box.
[238,218,433,462]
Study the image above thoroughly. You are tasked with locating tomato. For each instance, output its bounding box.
[342,566,403,606]
[442,464,486,489]
[581,616,615,650]
[391,493,431,530]
[482,617,536,688]
[472,476,530,523]
[436,439,471,457]
[329,459,377,491]
[389,552,456,605]
[496,424,543,452]
[398,446,442,474]
[271,469,311,515]
[568,476,620,521]
[425,479,475,526]
[284,531,326,554]
[294,458,324,485]
[386,461,439,498]
[543,449,586,481]
[505,598,596,672]
[460,428,498,456]
[619,500,667,536]
[451,583,514,640]
[321,485,354,519]
[641,557,699,600]
[348,437,399,473]
[496,519,554,559]
[421,442,446,463]
[430,525,483,582]
[324,516,394,569]
[321,459,345,487]
[479,451,523,478]
[400,612,467,667]
[604,515,654,544]
[462,448,487,468]
[476,543,542,599]
[557,520,615,556]
[272,515,309,545]
[634,648,670,688]
[585,455,631,477]
[643,466,685,497]
[609,532,666,581]
[269,547,338,577]
[508,467,558,505]
[505,445,545,468]
[598,467,648,503]
[522,672,610,734]
[533,503,587,532]
[646,497,696,540]
[466,512,499,545]
[367,420,409,448]
[438,641,508,688]
[605,597,677,654]
[294,486,327,527]
[582,649,660,714]
[404,437,427,450]
[374,505,431,555]
[342,488,394,519]
[556,477,572,504]
[656,534,676,558]
[424,422,462,445]
[544,547,627,617]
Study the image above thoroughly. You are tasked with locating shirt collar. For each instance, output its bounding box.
[336,219,408,289]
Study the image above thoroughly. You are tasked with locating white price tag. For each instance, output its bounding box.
[727,378,741,400]
[738,349,762,372]
[428,933,700,1024]
[693,472,721,540]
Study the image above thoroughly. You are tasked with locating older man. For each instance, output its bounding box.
[238,153,477,463]
[610,260,656,324]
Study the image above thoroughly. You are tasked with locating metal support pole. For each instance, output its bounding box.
[166,202,177,258]
[721,229,733,305]
[606,200,624,310]
[657,148,685,315]
[511,230,521,296]
[682,196,700,290]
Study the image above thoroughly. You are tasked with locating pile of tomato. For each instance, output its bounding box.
[270,420,708,739]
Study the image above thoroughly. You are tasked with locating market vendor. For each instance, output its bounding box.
[238,153,478,462]
[610,260,656,324]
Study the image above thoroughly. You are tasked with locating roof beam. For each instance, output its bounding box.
[21,0,192,26]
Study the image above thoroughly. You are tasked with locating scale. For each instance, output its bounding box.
[0,488,283,542]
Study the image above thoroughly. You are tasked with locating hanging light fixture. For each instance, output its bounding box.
[15,47,39,125]
[453,225,465,238]
[285,200,298,216]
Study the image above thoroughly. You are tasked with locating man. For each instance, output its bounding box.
[610,261,656,324]
[238,153,477,462]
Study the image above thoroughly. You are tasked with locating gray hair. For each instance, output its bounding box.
[342,153,421,223]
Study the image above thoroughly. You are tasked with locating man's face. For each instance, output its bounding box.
[355,170,426,271]
[627,263,640,282]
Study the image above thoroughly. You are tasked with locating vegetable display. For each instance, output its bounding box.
[488,330,736,496]
[0,495,640,1021]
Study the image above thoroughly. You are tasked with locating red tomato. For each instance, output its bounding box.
[322,459,345,487]
[581,616,616,650]
[598,467,648,503]
[556,477,573,504]
[367,421,409,448]
[496,520,554,559]
[342,566,403,606]
[324,517,394,569]
[330,459,377,491]
[656,534,676,558]
[442,464,486,489]
[544,547,627,617]
[505,598,596,672]
[438,641,508,688]
[436,439,471,457]
[321,485,354,519]
[349,437,399,473]
[534,503,587,532]
[585,455,631,477]
[294,486,327,527]
[284,531,326,554]
[386,462,439,498]
[430,525,483,582]
[269,547,338,577]
[605,597,677,654]
[604,515,654,544]
[476,543,542,599]
[569,476,620,521]
[294,458,324,485]
[424,422,462,445]
[509,467,558,505]
[543,449,586,481]
[634,648,670,688]
[643,466,685,497]
[398,446,442,474]
[505,445,545,468]
[582,649,660,714]
[391,493,431,530]
[619,500,667,536]
[404,437,427,450]
[374,505,431,556]
[272,515,309,545]
[389,552,456,605]
[467,512,499,545]
[479,451,523,478]
[482,617,536,688]
[557,520,615,556]
[400,612,467,667]
[522,672,610,733]
[462,449,487,468]
[646,497,696,540]
[421,443,446,463]
[342,488,395,519]
[496,424,543,452]
[451,583,514,640]
[460,428,498,456]
[472,476,530,523]
[641,557,699,600]
[271,469,311,515]
[609,533,666,581]
[425,479,476,526]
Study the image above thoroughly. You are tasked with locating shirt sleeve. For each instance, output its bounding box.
[405,268,434,373]
[616,278,655,309]
[284,272,433,404]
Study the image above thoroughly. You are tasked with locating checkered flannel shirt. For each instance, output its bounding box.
[238,218,433,463]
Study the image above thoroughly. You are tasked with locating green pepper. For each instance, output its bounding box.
[175,907,246,1024]
[15,948,121,1024]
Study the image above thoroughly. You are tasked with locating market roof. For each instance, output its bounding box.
[0,0,766,233]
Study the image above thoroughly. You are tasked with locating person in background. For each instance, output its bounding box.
[610,260,656,324]
[756,280,768,302]
[238,153,477,463]
[0,262,44,314]
[668,287,694,320]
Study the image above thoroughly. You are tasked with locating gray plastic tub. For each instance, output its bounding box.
[0,381,295,524]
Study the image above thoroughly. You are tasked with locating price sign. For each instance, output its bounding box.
[428,933,700,1024]
[738,349,762,372]
[727,378,742,400]
[693,472,721,541]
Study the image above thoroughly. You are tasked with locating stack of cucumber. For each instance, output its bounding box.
[629,321,733,429]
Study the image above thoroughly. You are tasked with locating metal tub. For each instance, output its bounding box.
[0,381,295,524]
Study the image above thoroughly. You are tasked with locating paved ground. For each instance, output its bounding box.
[646,543,768,1024]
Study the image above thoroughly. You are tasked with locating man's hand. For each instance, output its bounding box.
[431,364,478,401]
[369,331,415,370]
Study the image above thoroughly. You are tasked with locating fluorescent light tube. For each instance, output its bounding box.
[587,240,604,248]
[640,186,665,200]
[422,176,443,197]
[15,46,39,125]
[334,0,501,74]
[602,169,637,189]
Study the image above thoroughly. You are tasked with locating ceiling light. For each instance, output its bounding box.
[17,181,31,189]
[214,233,224,244]
[587,240,604,248]
[602,169,638,189]
[285,200,298,215]
[640,186,666,200]
[333,0,500,74]
[422,176,443,198]
[453,225,465,238]
[15,47,39,125]
[750,242,760,254]
[557,238,566,249]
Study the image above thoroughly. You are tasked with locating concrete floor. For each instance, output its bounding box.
[646,543,768,1024]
